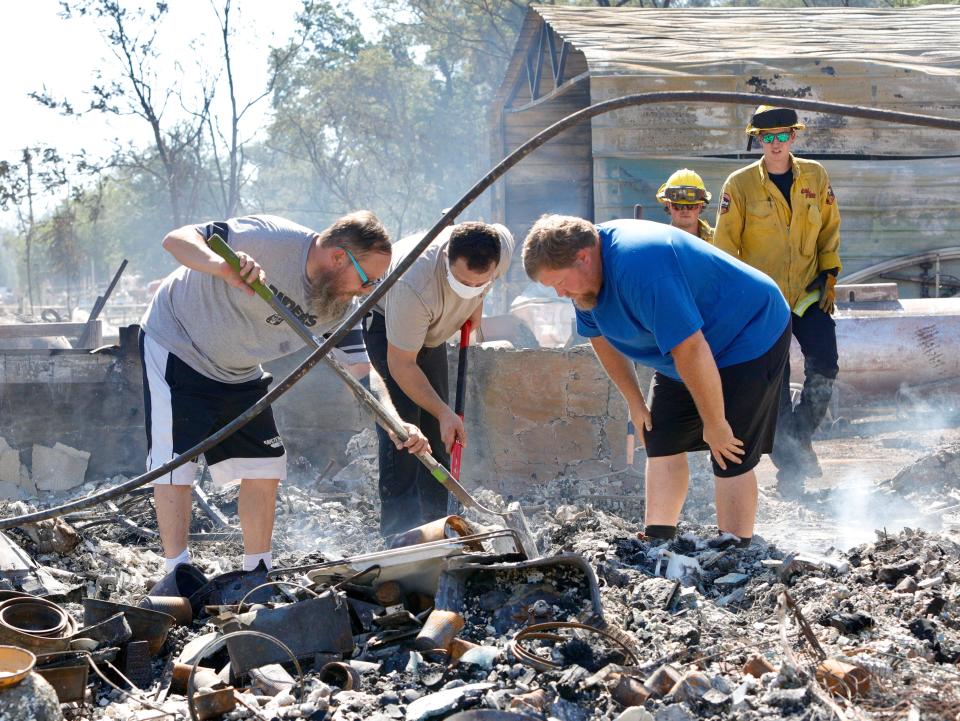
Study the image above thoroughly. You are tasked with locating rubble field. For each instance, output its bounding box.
[0,424,958,721]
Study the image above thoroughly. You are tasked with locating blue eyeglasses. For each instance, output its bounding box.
[339,247,380,288]
[759,131,793,144]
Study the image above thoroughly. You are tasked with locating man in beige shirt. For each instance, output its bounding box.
[364,221,515,537]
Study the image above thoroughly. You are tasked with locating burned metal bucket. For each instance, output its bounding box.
[0,596,74,654]
[222,591,353,675]
[148,563,208,599]
[0,623,72,655]
[171,662,221,696]
[82,598,175,655]
[0,597,69,638]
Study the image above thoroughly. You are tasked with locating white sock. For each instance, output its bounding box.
[164,548,191,573]
[243,551,272,572]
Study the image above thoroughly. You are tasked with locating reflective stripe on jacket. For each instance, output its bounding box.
[712,155,841,307]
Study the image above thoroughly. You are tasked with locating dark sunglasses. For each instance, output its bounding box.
[759,131,793,144]
[340,247,380,288]
[667,201,703,211]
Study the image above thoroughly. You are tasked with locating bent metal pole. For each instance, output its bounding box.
[3,91,959,530]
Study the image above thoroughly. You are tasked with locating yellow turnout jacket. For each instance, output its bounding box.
[713,155,841,307]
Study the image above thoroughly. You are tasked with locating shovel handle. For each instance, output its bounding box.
[206,233,275,303]
[451,320,471,479]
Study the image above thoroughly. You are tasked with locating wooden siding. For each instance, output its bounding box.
[589,69,960,158]
[593,154,960,297]
[490,6,960,305]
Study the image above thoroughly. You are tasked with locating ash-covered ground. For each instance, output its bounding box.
[1,421,959,721]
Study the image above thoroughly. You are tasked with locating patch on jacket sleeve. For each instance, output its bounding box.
[826,185,836,205]
[720,192,731,214]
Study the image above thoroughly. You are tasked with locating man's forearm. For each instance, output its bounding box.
[671,332,725,425]
[162,227,226,275]
[590,337,645,408]
[387,357,449,419]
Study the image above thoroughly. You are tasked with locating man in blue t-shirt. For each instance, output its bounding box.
[522,216,791,545]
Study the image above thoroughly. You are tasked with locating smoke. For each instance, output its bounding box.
[827,470,913,551]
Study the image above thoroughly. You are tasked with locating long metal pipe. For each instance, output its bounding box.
[3,91,959,529]
[792,298,960,396]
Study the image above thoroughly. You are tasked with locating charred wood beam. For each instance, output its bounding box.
[192,486,233,530]
[104,501,158,540]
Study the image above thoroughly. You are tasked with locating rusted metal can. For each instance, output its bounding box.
[171,662,220,696]
[138,596,193,627]
[318,661,361,690]
[373,581,402,607]
[414,609,465,652]
[387,516,472,549]
[448,638,479,663]
[611,673,651,707]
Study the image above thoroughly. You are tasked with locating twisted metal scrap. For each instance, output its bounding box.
[511,620,640,672]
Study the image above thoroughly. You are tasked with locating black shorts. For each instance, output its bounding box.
[643,325,791,478]
[140,332,286,486]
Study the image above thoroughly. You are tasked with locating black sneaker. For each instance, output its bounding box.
[775,466,806,498]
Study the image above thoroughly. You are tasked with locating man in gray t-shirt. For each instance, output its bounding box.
[140,212,429,574]
[363,221,514,537]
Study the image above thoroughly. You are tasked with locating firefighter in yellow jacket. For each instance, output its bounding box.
[713,105,841,495]
[656,168,715,242]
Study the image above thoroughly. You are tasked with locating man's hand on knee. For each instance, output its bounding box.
[703,419,744,470]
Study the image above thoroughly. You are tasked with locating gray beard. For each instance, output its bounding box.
[306,270,354,327]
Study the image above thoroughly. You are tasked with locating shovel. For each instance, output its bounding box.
[207,234,538,558]
[450,320,471,481]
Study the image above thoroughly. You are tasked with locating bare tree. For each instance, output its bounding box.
[0,148,71,312]
[35,1,214,226]
[206,0,299,217]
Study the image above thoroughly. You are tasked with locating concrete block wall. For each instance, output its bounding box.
[458,345,639,496]
[0,326,636,498]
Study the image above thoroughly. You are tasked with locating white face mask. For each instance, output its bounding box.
[446,261,490,299]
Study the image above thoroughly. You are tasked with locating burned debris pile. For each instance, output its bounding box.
[0,437,958,720]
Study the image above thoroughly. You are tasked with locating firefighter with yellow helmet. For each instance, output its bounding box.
[656,169,714,242]
[713,105,841,496]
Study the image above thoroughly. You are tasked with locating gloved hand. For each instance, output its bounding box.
[806,268,838,314]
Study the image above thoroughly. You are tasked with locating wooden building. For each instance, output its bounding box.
[489,5,960,299]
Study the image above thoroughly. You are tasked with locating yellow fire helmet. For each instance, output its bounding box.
[656,168,711,205]
[746,105,806,135]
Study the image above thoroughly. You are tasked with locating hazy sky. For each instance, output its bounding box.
[0,0,310,160]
